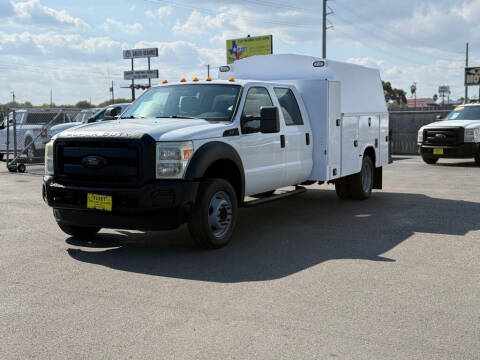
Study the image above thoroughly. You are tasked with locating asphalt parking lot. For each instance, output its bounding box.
[1,156,479,359]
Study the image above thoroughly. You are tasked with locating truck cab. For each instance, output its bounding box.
[43,54,389,248]
[418,104,480,165]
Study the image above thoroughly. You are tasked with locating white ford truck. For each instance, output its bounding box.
[43,54,389,248]
[418,103,480,165]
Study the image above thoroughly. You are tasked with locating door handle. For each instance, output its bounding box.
[305,133,310,145]
[280,135,285,148]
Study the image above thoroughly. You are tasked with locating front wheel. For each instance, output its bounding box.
[349,156,374,200]
[57,223,100,239]
[422,155,438,165]
[188,178,238,249]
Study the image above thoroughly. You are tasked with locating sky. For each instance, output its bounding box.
[0,0,479,105]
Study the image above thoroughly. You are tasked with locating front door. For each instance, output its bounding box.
[237,86,285,196]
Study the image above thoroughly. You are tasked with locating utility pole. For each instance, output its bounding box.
[465,42,469,104]
[322,0,327,58]
[207,64,210,78]
[11,90,15,105]
[110,80,115,104]
[131,58,135,101]
[50,88,52,108]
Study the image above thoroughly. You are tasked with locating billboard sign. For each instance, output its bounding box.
[123,48,159,59]
[438,85,450,96]
[226,35,272,64]
[124,70,159,80]
[465,67,480,86]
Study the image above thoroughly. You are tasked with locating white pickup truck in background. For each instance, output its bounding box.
[43,54,389,248]
[418,103,480,165]
[0,108,73,162]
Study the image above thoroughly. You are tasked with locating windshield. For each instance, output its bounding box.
[121,84,241,122]
[445,105,480,121]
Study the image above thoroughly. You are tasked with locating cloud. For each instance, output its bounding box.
[0,1,14,18]
[145,6,172,20]
[100,18,143,36]
[11,0,90,30]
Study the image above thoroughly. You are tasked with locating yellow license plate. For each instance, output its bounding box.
[433,148,444,155]
[87,193,112,212]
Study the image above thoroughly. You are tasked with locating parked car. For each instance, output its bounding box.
[48,103,130,138]
[74,108,101,123]
[0,108,72,162]
[418,103,480,165]
[43,54,389,248]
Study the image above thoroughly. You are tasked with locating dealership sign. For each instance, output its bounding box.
[123,48,159,59]
[226,35,272,64]
[465,67,480,86]
[438,85,450,96]
[124,70,159,80]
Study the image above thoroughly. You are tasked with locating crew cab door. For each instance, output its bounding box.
[273,87,313,186]
[237,86,285,196]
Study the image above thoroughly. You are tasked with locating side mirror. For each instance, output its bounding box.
[104,107,119,120]
[87,117,95,123]
[436,115,442,120]
[259,106,280,133]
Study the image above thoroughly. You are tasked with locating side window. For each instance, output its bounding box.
[274,88,303,126]
[241,87,273,133]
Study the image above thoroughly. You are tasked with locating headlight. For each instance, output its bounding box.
[465,128,479,142]
[156,141,194,179]
[417,129,423,143]
[44,141,54,175]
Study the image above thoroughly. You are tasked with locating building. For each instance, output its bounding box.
[406,98,439,109]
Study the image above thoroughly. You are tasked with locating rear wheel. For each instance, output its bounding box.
[57,223,100,239]
[0,153,4,161]
[188,178,238,249]
[335,177,351,200]
[349,156,374,200]
[474,152,480,166]
[422,155,438,165]
[24,139,35,163]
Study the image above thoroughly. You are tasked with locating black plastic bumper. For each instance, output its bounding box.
[43,176,199,231]
[419,143,479,158]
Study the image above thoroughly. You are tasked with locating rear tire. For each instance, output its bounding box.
[422,155,438,165]
[349,156,374,200]
[335,177,351,200]
[474,152,480,166]
[57,223,100,239]
[24,139,35,163]
[0,153,4,161]
[188,178,238,249]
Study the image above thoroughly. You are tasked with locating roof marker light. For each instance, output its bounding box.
[162,79,168,84]
[206,76,212,81]
[313,60,326,68]
[180,78,186,82]
[229,77,235,82]
[219,66,230,72]
[192,77,199,82]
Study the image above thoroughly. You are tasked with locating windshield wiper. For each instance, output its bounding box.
[120,115,144,119]
[159,115,197,119]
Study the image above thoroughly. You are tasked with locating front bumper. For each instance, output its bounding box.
[419,143,479,158]
[43,176,199,231]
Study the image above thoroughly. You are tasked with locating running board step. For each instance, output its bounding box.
[242,186,306,208]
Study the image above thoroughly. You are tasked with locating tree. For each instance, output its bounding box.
[410,83,417,98]
[75,100,93,109]
[382,81,407,105]
[433,94,438,102]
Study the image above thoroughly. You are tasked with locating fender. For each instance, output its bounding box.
[184,141,245,199]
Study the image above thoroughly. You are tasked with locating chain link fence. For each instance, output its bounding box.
[1,107,81,173]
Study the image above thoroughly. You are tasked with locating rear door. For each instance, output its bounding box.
[327,81,341,180]
[273,87,312,186]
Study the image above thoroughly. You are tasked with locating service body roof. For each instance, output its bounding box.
[218,54,387,114]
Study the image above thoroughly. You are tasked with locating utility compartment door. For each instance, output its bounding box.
[341,115,360,176]
[327,81,341,180]
[378,113,389,166]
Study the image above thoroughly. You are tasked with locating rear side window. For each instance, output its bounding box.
[274,88,303,126]
[25,113,64,125]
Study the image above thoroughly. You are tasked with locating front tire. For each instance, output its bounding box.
[422,155,438,165]
[57,223,100,238]
[349,156,374,200]
[188,178,238,249]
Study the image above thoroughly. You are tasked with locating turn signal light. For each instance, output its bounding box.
[180,78,186,82]
[206,77,212,81]
[229,77,235,82]
[192,77,199,82]
[162,79,168,84]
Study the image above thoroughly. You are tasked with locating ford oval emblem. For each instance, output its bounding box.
[81,155,107,169]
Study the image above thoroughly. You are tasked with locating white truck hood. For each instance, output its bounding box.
[58,118,233,141]
[422,120,480,130]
